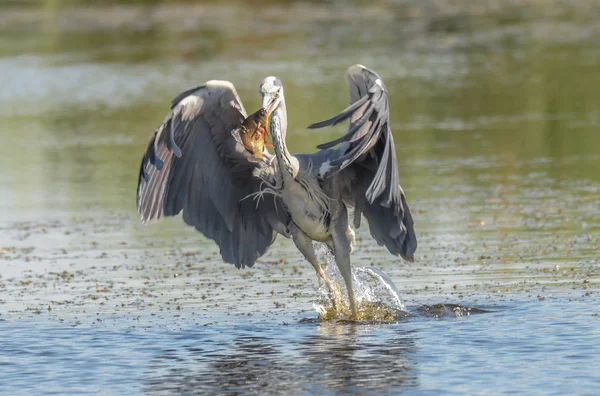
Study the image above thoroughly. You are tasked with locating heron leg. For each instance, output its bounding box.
[291,227,340,310]
[331,205,358,321]
[326,226,355,254]
[346,226,356,254]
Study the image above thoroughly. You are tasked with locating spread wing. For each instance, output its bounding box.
[309,65,417,261]
[137,81,290,268]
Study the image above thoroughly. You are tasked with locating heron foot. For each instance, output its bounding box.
[348,297,359,321]
[318,277,361,321]
[327,280,345,312]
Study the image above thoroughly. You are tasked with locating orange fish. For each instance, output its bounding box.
[239,108,272,158]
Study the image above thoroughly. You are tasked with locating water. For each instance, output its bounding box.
[1,1,599,394]
[1,301,598,395]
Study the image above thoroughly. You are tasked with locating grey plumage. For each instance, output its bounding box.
[310,65,416,260]
[136,65,417,319]
[137,81,290,268]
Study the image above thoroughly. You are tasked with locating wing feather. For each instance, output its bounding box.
[137,81,290,268]
[309,65,417,261]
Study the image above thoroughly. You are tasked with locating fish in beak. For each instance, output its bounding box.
[238,108,272,159]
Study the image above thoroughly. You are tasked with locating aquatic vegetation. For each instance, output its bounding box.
[316,298,408,322]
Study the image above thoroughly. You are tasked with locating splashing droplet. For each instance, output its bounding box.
[312,243,407,321]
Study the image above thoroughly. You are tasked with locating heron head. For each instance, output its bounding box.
[259,76,283,115]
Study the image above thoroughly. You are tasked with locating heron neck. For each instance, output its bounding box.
[270,105,296,179]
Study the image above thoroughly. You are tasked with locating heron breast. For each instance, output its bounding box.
[283,184,331,242]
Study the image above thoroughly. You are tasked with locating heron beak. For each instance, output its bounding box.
[262,91,281,116]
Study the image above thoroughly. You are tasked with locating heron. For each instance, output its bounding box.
[136,65,417,320]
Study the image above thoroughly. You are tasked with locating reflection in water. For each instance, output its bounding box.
[298,325,418,392]
[143,324,418,394]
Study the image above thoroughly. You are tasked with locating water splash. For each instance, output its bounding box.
[312,243,408,321]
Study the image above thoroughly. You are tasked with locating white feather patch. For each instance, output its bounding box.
[179,95,199,107]
[178,95,202,120]
[206,80,235,90]
[318,160,332,177]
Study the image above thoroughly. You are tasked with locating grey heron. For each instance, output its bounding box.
[137,65,417,320]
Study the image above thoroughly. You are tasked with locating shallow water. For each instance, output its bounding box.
[1,1,599,394]
[1,300,598,395]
